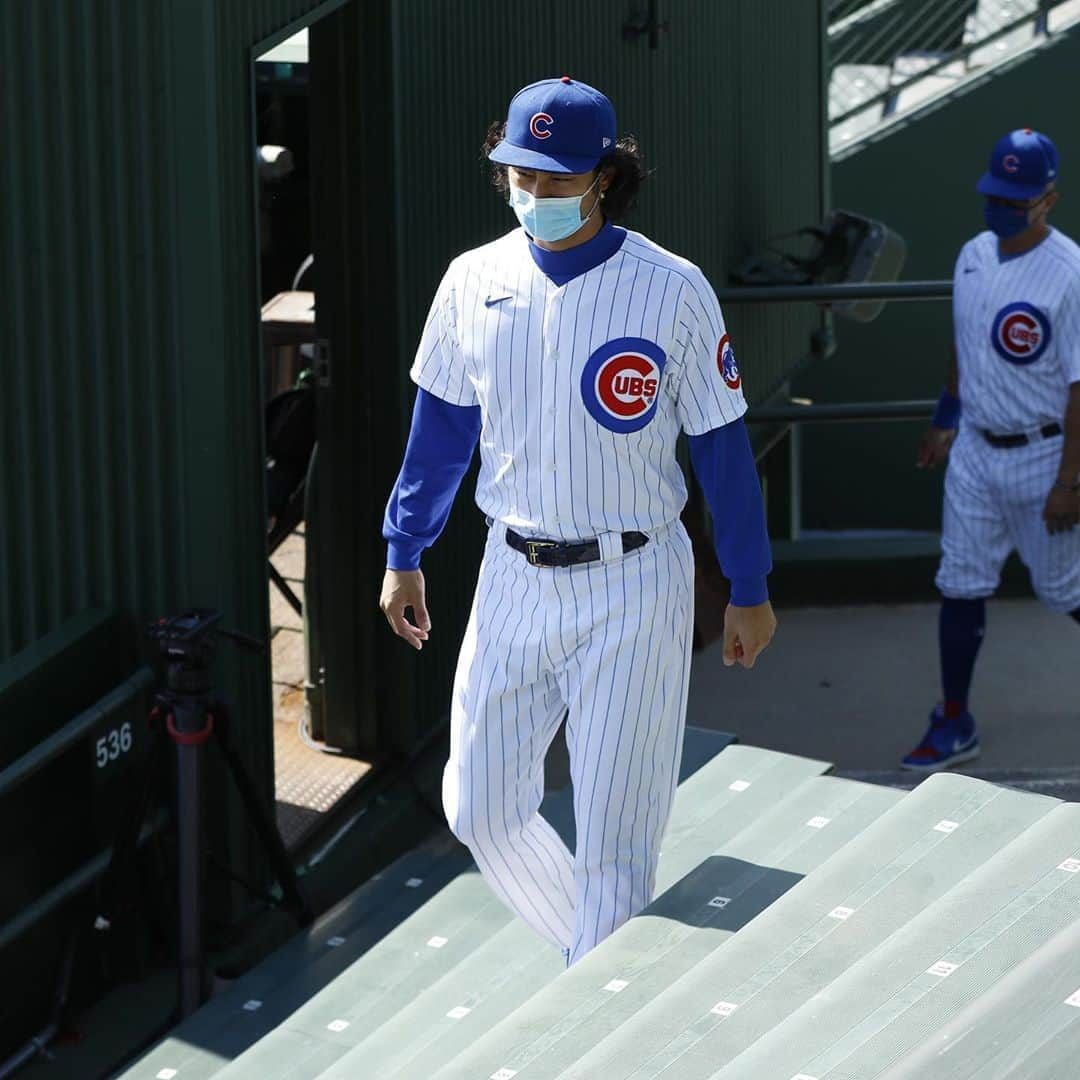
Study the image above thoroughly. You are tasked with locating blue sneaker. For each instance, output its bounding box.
[900,705,980,772]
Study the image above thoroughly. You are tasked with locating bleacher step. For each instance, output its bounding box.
[559,773,1058,1080]
[711,802,1080,1079]
[312,745,832,1080]
[430,775,899,1080]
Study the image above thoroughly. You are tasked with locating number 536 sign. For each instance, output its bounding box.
[95,721,134,769]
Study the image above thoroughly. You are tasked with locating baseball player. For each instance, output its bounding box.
[904,128,1080,771]
[379,77,776,964]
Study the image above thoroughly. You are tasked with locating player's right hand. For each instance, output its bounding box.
[380,569,431,651]
[916,426,957,469]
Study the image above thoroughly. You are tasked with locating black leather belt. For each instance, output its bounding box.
[505,527,649,567]
[981,422,1062,449]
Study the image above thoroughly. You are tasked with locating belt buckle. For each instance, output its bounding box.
[526,539,557,566]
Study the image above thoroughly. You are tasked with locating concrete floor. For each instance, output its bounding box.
[686,598,1080,774]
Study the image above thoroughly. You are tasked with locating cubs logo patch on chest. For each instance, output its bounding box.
[991,301,1052,365]
[581,337,666,433]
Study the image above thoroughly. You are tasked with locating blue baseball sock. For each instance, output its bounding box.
[939,597,986,718]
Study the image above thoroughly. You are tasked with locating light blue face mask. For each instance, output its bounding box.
[508,175,601,242]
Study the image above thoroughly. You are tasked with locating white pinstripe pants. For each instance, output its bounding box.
[442,520,695,965]
[936,425,1080,613]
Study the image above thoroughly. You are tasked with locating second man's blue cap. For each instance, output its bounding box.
[976,128,1059,200]
[489,76,616,174]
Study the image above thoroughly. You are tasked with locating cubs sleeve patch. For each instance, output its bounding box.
[717,333,741,390]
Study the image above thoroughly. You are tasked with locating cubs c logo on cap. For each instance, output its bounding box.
[717,333,741,390]
[991,302,1051,365]
[529,112,553,139]
[1002,153,1021,173]
[581,337,666,434]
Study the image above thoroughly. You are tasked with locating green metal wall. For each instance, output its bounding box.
[0,0,347,923]
[797,26,1080,532]
[1,0,829,809]
[390,0,829,730]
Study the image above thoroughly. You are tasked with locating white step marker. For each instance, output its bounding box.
[427,935,449,948]
[928,960,958,978]
[729,780,751,792]
[828,906,854,921]
[603,979,629,993]
[934,820,959,834]
[710,1001,738,1017]
[446,1005,472,1019]
[1057,858,1080,873]
[806,816,831,829]
[327,1019,350,1032]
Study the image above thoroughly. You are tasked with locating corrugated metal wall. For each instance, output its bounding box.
[0,0,346,921]
[1,1,184,659]
[2,0,828,807]
[390,0,828,729]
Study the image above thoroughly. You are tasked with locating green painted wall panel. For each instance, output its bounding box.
[798,26,1080,532]
[0,0,345,940]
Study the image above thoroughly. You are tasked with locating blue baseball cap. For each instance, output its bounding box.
[976,128,1059,200]
[489,76,616,174]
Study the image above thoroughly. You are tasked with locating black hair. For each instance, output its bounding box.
[481,121,648,222]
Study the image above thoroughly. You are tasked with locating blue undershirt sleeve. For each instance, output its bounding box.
[687,418,772,607]
[383,388,482,571]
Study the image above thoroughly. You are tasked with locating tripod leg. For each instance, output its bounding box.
[212,705,314,926]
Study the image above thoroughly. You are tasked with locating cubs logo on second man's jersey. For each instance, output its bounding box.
[952,228,1080,433]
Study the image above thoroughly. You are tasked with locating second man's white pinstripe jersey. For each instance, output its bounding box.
[410,226,747,541]
[953,227,1080,434]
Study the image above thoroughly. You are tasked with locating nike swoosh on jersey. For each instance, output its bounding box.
[484,294,512,307]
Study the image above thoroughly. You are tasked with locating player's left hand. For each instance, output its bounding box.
[722,601,777,669]
[1043,485,1080,534]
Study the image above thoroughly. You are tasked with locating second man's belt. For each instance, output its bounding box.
[505,528,649,568]
[981,422,1062,449]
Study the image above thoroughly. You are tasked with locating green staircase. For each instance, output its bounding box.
[118,729,1080,1080]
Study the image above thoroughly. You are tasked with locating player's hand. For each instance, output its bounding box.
[1043,486,1080,535]
[722,601,777,669]
[916,426,957,469]
[379,569,431,650]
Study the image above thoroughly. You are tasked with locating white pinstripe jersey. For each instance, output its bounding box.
[411,227,746,540]
[953,227,1080,434]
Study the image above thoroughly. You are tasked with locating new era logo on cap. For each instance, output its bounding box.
[490,76,617,174]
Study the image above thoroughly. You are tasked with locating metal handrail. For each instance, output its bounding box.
[0,812,167,952]
[748,399,935,424]
[0,666,154,798]
[830,0,1060,129]
[716,280,951,304]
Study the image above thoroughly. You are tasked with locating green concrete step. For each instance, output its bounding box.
[877,918,1080,1080]
[560,772,1058,1080]
[212,869,515,1079]
[711,802,1080,1080]
[428,774,898,1080]
[164,727,734,1079]
[116,849,471,1079]
[313,745,832,1080]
